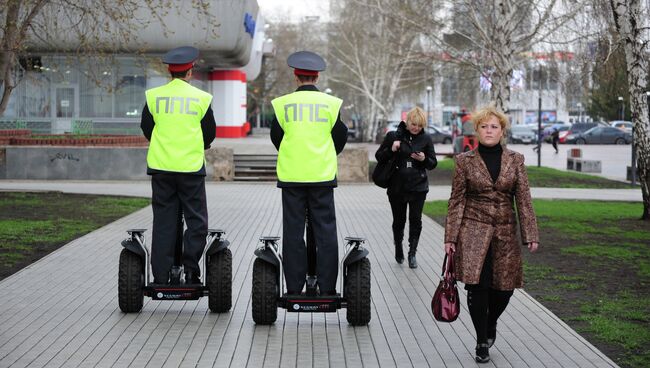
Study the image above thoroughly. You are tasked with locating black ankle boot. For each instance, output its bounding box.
[393,230,404,264]
[408,235,419,268]
[475,343,490,363]
[395,244,404,264]
[408,254,417,268]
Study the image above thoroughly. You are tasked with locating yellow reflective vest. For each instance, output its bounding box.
[145,79,213,172]
[272,90,342,183]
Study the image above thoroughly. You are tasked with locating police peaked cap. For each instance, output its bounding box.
[287,51,326,76]
[162,46,199,72]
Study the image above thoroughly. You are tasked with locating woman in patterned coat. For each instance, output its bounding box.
[443,105,539,364]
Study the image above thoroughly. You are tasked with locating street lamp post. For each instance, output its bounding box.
[618,96,624,121]
[426,86,432,125]
[576,102,582,123]
[537,64,542,167]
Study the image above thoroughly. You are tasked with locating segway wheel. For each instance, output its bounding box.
[207,248,233,313]
[252,259,278,324]
[118,248,144,313]
[345,258,371,325]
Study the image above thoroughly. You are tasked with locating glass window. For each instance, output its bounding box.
[115,59,147,118]
[80,59,113,118]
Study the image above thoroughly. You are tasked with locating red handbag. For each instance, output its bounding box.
[431,253,460,322]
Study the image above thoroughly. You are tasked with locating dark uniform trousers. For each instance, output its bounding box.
[282,186,338,293]
[151,173,208,282]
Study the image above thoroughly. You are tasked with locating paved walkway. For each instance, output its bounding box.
[0,182,620,367]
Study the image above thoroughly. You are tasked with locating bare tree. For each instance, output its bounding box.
[248,17,328,127]
[367,0,585,114]
[328,0,433,142]
[607,0,650,219]
[0,0,218,116]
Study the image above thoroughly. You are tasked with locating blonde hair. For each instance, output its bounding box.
[406,107,427,128]
[471,105,510,145]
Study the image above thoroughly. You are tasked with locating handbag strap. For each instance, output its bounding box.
[441,254,448,277]
[441,253,456,281]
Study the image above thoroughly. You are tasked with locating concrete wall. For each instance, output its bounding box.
[338,147,369,183]
[0,146,369,182]
[1,146,235,181]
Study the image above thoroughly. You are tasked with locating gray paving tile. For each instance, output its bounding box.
[0,183,619,367]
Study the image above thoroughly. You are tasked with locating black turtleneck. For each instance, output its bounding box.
[478,142,503,183]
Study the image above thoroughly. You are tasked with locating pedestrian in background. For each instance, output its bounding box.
[551,127,559,153]
[443,104,539,363]
[375,107,437,268]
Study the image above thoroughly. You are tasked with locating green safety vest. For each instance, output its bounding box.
[145,79,213,172]
[272,90,342,183]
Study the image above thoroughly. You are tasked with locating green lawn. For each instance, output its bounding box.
[423,199,650,368]
[433,158,631,188]
[0,192,150,277]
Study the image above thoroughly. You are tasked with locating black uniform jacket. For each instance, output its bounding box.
[270,85,348,188]
[140,81,216,176]
[375,121,437,194]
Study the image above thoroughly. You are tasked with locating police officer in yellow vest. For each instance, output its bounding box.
[140,46,216,284]
[270,51,348,295]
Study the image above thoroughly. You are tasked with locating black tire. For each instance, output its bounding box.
[252,259,278,324]
[207,248,232,313]
[345,258,371,326]
[576,138,586,145]
[118,248,144,313]
[615,138,626,145]
[442,137,452,144]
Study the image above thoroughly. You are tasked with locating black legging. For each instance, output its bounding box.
[388,191,426,245]
[465,247,514,344]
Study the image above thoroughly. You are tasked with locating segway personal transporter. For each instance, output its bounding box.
[251,212,371,325]
[118,209,232,313]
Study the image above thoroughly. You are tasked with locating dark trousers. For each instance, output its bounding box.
[465,246,513,344]
[282,186,338,293]
[388,192,426,246]
[552,138,559,152]
[151,174,208,282]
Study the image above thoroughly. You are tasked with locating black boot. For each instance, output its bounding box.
[467,286,489,361]
[407,235,419,268]
[393,230,404,264]
[487,288,513,347]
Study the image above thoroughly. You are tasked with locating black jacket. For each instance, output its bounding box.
[375,121,437,194]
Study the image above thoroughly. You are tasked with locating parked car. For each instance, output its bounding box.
[508,125,537,144]
[346,120,361,142]
[379,121,452,144]
[425,124,453,144]
[563,122,597,143]
[374,120,400,143]
[610,120,633,134]
[565,126,632,144]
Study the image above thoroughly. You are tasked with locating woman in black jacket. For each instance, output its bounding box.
[375,107,437,268]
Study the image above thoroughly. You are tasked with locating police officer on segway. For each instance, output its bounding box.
[270,51,348,296]
[140,46,216,285]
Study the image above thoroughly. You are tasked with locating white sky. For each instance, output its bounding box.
[258,0,330,23]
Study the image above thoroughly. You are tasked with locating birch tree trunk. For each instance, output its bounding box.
[609,0,650,219]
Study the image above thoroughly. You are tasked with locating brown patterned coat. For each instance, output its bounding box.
[444,148,538,290]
